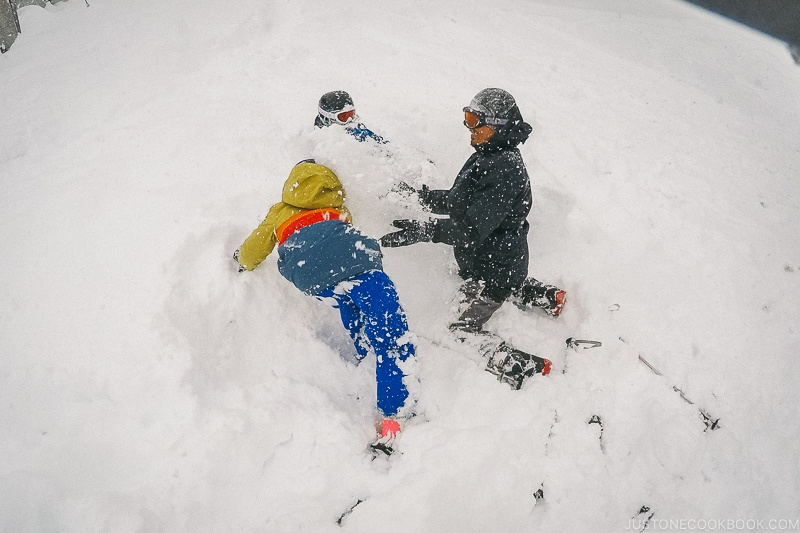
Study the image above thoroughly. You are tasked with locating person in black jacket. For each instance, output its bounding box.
[380,88,565,389]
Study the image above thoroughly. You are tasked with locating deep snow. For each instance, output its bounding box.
[1,1,799,532]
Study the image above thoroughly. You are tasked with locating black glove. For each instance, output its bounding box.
[417,184,433,207]
[391,181,417,197]
[380,219,436,248]
[390,182,433,209]
[233,249,246,272]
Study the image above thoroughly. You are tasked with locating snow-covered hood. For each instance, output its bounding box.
[281,162,346,210]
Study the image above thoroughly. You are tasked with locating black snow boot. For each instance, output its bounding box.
[512,278,566,318]
[485,342,552,390]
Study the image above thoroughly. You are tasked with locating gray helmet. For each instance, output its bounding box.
[463,88,518,128]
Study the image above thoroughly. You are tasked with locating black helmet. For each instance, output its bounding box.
[315,91,357,127]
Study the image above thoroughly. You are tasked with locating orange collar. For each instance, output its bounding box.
[276,208,350,245]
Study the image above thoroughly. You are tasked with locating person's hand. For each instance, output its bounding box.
[389,182,433,209]
[417,184,433,206]
[380,219,436,247]
[391,181,417,197]
[233,249,246,272]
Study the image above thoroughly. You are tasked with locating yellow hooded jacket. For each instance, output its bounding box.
[237,163,353,271]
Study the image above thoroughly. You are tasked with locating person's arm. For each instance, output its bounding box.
[381,158,524,250]
[237,204,282,271]
[391,181,450,214]
[418,185,451,215]
[432,158,523,248]
[347,124,387,144]
[420,153,477,215]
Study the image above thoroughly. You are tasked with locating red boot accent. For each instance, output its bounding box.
[381,418,401,439]
[542,359,552,376]
[552,290,566,318]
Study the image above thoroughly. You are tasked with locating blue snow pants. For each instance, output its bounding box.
[316,270,414,417]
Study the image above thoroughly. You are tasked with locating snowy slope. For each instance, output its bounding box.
[1,0,799,531]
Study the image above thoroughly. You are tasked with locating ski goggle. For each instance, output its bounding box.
[318,104,357,125]
[463,110,486,129]
[463,107,510,129]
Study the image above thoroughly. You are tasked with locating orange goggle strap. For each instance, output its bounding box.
[275,208,350,245]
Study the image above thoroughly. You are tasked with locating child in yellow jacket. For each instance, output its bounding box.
[235,161,415,452]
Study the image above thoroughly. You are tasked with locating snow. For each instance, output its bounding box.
[2,0,800,531]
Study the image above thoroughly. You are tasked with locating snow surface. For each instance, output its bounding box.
[2,0,800,531]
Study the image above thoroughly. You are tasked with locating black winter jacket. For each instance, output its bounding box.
[425,113,534,301]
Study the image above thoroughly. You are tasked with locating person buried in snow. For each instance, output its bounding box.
[314,90,386,144]
[234,160,415,453]
[380,88,565,390]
